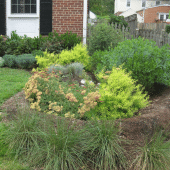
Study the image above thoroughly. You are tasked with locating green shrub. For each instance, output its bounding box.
[89,49,117,73]
[87,20,124,56]
[5,31,23,55]
[109,14,129,29]
[3,54,17,68]
[84,120,127,170]
[85,65,150,120]
[17,36,40,54]
[31,49,44,57]
[131,130,170,170]
[165,24,170,34]
[15,54,37,69]
[40,38,63,54]
[0,36,6,57]
[0,57,5,68]
[110,37,170,93]
[60,31,82,50]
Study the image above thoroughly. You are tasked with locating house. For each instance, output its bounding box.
[0,0,88,44]
[114,0,170,23]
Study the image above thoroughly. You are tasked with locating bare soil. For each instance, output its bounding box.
[1,69,170,167]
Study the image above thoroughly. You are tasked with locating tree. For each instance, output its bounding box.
[89,0,115,16]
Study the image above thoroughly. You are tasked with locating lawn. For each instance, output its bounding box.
[0,68,31,108]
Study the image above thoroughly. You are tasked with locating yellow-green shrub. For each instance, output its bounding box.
[34,50,59,71]
[34,43,90,72]
[85,65,151,120]
[56,43,90,71]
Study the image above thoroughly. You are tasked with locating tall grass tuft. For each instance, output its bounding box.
[131,130,170,170]
[84,120,128,170]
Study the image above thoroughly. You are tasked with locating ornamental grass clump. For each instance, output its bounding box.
[87,65,150,120]
[24,70,99,120]
[131,130,170,170]
[83,120,128,170]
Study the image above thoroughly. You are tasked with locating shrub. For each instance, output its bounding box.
[56,43,90,71]
[84,120,127,170]
[65,62,84,78]
[31,49,44,57]
[89,49,117,73]
[5,31,23,55]
[165,24,170,34]
[35,43,90,71]
[47,63,84,78]
[109,14,129,29]
[24,70,98,120]
[0,36,6,57]
[15,54,37,69]
[17,36,40,54]
[34,50,59,71]
[3,54,17,68]
[85,65,150,120]
[47,64,66,75]
[131,130,170,170]
[40,38,63,54]
[60,31,82,50]
[87,20,124,55]
[0,57,5,68]
[110,37,170,93]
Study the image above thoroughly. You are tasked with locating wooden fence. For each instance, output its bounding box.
[88,21,170,48]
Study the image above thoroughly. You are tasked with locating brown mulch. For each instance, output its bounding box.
[1,68,170,167]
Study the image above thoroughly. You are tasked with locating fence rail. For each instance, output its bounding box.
[88,21,170,48]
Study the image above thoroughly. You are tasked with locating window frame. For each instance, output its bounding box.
[126,0,130,7]
[11,0,37,14]
[159,13,169,21]
[156,1,161,6]
[142,0,146,8]
[8,0,39,18]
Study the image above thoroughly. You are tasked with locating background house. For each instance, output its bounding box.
[115,0,170,23]
[0,0,88,44]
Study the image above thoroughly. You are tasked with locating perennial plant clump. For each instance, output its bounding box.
[24,69,100,119]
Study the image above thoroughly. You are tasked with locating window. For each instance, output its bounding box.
[159,13,169,21]
[142,0,146,7]
[11,0,36,14]
[156,1,160,5]
[127,0,130,7]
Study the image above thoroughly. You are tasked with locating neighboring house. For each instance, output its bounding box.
[0,0,88,44]
[115,0,170,23]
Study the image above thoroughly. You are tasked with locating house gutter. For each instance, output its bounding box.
[83,0,87,45]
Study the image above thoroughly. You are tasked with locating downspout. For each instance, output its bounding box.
[83,0,87,45]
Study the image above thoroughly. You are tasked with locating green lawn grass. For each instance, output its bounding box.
[0,68,31,108]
